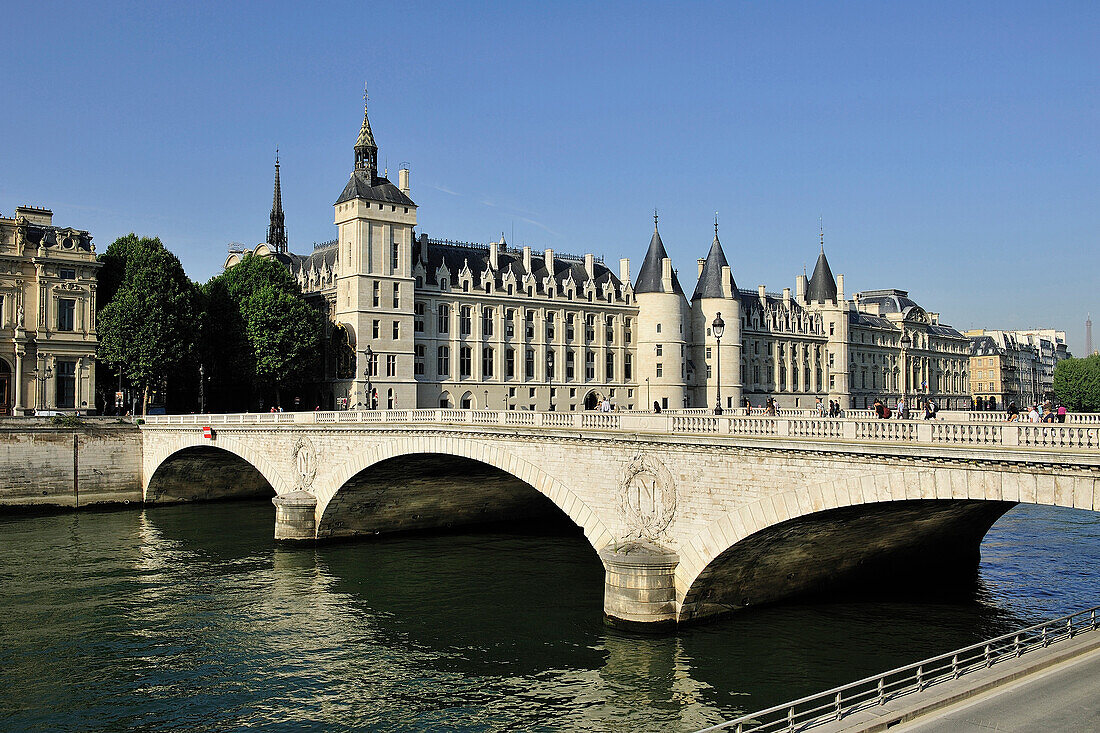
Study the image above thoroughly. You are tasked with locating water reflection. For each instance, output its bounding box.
[0,501,1096,732]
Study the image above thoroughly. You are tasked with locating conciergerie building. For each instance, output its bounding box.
[229,95,971,412]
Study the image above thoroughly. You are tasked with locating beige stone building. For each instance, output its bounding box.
[233,95,971,412]
[0,206,99,414]
[966,329,1070,410]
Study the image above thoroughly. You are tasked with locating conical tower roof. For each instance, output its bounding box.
[807,247,837,303]
[634,215,684,295]
[692,225,734,300]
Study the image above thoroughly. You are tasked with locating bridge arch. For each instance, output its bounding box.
[676,468,1099,623]
[144,434,294,502]
[312,435,613,552]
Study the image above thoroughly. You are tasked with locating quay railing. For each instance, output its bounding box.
[140,410,1100,452]
[695,605,1100,733]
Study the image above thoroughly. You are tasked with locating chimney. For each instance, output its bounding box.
[584,252,595,280]
[796,274,806,302]
[837,274,845,301]
[661,258,673,292]
[721,265,732,298]
[398,167,410,195]
[489,240,499,270]
[523,246,532,272]
[697,258,706,277]
[758,284,767,307]
[783,287,791,306]
[544,248,554,273]
[619,258,630,284]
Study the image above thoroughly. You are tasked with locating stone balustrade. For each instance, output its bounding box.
[143,409,1100,451]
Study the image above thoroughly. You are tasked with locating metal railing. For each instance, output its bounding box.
[139,410,1100,454]
[696,606,1100,733]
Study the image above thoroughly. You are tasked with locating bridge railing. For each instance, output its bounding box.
[140,411,1100,452]
[695,606,1100,733]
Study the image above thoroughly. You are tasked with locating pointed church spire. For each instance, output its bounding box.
[267,149,287,254]
[355,85,378,178]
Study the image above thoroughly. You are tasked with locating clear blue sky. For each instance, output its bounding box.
[3,1,1097,353]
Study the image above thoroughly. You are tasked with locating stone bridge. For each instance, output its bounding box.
[140,410,1100,629]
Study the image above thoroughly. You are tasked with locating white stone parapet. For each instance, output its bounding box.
[141,410,1100,451]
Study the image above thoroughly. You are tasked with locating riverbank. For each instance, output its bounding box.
[0,419,142,508]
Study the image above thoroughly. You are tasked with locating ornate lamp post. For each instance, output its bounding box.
[31,364,53,412]
[483,389,488,411]
[547,350,556,412]
[712,312,725,415]
[364,344,375,410]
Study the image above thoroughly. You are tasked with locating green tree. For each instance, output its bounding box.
[204,254,321,409]
[96,234,197,414]
[1054,355,1100,412]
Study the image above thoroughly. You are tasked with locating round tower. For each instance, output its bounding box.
[690,220,742,412]
[634,214,689,411]
[805,243,850,409]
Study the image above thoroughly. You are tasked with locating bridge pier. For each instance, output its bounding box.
[599,542,679,632]
[272,491,318,542]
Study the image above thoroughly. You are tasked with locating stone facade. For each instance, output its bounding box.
[0,206,100,415]
[232,96,971,412]
[0,421,142,507]
[967,329,1070,410]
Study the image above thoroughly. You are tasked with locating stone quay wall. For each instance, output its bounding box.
[0,420,143,508]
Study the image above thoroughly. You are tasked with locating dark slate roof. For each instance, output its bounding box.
[806,248,837,303]
[856,288,919,315]
[23,225,93,252]
[634,228,684,295]
[335,171,416,206]
[930,324,966,338]
[691,235,734,300]
[412,238,622,293]
[969,335,1002,356]
[848,310,896,329]
[282,243,339,276]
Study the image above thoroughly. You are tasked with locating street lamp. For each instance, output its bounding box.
[645,377,651,411]
[364,344,375,410]
[547,350,556,411]
[712,312,725,415]
[31,364,53,412]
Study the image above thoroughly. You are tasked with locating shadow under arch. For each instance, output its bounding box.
[678,499,1014,623]
[314,439,612,553]
[676,468,1100,624]
[146,444,279,503]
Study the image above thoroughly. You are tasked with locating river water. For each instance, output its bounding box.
[1,501,1097,732]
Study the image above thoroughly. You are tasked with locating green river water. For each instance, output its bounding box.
[0,501,1097,732]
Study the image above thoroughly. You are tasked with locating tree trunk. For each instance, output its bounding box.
[142,384,149,416]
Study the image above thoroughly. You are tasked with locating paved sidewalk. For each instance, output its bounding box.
[805,627,1100,733]
[889,644,1100,732]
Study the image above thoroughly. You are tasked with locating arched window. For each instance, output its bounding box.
[439,391,452,408]
[333,324,356,380]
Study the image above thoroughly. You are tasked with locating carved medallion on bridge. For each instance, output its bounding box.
[292,436,317,488]
[618,454,677,541]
